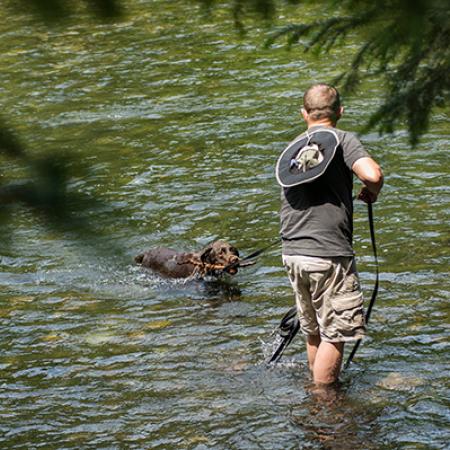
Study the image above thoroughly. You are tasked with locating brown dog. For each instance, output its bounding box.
[135,240,241,279]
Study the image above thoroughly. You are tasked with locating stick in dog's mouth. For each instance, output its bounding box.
[222,259,256,275]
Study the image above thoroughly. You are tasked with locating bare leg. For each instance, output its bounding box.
[312,341,344,385]
[306,334,321,373]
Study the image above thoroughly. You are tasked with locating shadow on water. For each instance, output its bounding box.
[202,278,242,302]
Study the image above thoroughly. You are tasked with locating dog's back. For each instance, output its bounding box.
[135,240,240,279]
[135,247,195,278]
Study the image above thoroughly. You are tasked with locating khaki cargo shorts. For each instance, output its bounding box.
[283,254,366,342]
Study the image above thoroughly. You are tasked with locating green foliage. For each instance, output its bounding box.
[209,0,450,145]
[13,0,123,23]
[0,120,114,252]
[199,0,278,32]
[0,1,125,252]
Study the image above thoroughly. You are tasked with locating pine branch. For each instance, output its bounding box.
[262,0,449,145]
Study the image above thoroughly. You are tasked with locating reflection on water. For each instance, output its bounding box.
[1,0,449,448]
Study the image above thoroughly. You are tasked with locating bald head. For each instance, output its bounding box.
[303,84,341,123]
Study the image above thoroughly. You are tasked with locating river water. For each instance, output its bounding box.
[0,1,449,449]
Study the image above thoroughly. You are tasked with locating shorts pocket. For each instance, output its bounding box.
[329,292,365,337]
[335,272,360,295]
[330,292,363,312]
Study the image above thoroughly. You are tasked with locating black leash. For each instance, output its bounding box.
[268,306,299,363]
[343,202,379,369]
[223,238,281,272]
[268,202,379,366]
[240,239,281,262]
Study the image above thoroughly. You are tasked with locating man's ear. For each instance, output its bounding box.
[337,106,344,119]
[301,108,309,122]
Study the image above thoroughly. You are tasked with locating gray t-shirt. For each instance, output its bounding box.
[280,126,370,257]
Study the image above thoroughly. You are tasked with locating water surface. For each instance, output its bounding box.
[0,1,449,448]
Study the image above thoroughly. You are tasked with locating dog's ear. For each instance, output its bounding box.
[200,246,214,263]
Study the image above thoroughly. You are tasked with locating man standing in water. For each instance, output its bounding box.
[278,83,383,385]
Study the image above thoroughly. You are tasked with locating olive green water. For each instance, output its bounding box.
[1,1,449,449]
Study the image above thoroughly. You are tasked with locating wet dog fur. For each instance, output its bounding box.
[135,240,240,279]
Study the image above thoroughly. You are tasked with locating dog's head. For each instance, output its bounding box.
[200,240,240,275]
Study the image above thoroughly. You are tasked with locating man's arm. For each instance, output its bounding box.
[352,157,384,203]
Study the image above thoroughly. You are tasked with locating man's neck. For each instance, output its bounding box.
[306,119,337,128]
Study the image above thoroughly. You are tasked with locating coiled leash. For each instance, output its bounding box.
[268,305,299,363]
[268,202,379,368]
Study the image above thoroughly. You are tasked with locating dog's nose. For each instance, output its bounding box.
[229,255,239,264]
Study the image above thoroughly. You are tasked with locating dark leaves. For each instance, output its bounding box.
[0,1,126,253]
[13,0,123,23]
[0,120,25,158]
[261,0,449,145]
[0,121,119,254]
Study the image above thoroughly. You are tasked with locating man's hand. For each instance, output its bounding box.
[358,186,378,204]
[352,157,384,204]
